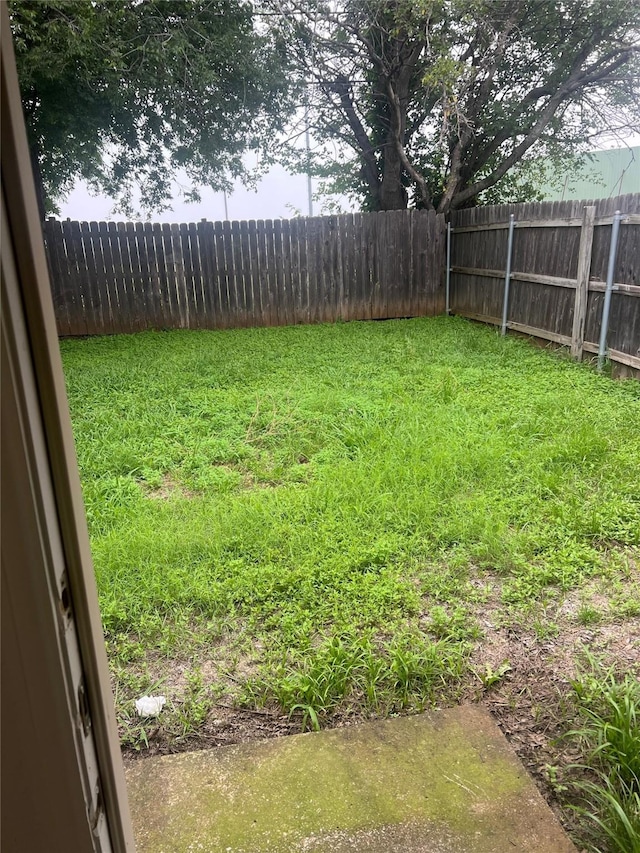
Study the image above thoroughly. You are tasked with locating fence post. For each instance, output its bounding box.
[445,220,451,315]
[571,205,596,361]
[501,214,515,335]
[597,210,623,372]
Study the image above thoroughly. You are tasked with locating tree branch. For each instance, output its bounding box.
[450,81,581,209]
[467,44,636,180]
[385,77,433,209]
[327,75,380,199]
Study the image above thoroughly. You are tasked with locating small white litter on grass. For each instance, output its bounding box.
[135,695,166,717]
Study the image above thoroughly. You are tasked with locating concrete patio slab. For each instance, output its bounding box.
[126,704,576,852]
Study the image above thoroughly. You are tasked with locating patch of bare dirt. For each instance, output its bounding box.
[119,563,639,845]
[141,473,197,500]
[458,564,640,838]
[121,705,300,768]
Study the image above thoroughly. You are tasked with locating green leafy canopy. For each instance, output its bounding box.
[268,0,640,212]
[9,1,640,216]
[9,0,297,215]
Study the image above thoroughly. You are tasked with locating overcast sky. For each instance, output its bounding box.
[58,137,639,224]
[58,163,354,223]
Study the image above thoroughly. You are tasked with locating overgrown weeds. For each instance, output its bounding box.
[243,630,469,730]
[59,318,640,745]
[565,655,640,852]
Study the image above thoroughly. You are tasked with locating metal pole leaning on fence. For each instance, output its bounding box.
[597,210,622,372]
[445,221,451,315]
[501,214,515,335]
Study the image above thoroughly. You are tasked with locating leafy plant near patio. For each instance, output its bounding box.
[59,317,640,738]
[565,656,640,853]
[243,629,469,729]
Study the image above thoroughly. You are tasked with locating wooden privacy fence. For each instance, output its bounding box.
[44,210,446,336]
[448,193,640,372]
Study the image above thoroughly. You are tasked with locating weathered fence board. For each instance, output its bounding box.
[46,218,69,335]
[450,193,640,372]
[45,211,446,335]
[571,206,596,358]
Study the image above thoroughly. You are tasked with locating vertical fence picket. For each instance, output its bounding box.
[319,216,329,324]
[178,223,195,329]
[98,222,116,329]
[204,220,222,329]
[571,206,596,360]
[150,223,168,329]
[350,213,363,320]
[266,220,281,327]
[230,220,246,326]
[196,221,213,329]
[396,209,409,317]
[44,219,70,335]
[78,222,98,333]
[336,215,345,320]
[160,223,177,329]
[340,214,353,320]
[430,209,441,317]
[134,222,154,329]
[122,222,143,331]
[283,219,297,326]
[272,219,286,326]
[287,218,301,324]
[255,220,268,328]
[364,212,376,320]
[221,221,238,327]
[333,216,343,321]
[187,222,204,329]
[211,221,228,328]
[105,222,123,332]
[271,219,282,325]
[141,222,160,330]
[239,221,254,327]
[297,217,310,324]
[117,222,133,331]
[306,217,321,324]
[386,210,398,317]
[321,217,331,323]
[66,220,88,335]
[90,221,109,332]
[371,212,386,319]
[247,220,262,328]
[412,210,422,318]
[435,213,447,316]
[391,210,410,317]
[420,209,429,317]
[168,224,186,328]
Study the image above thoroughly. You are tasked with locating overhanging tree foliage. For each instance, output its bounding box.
[270,0,640,213]
[9,0,295,216]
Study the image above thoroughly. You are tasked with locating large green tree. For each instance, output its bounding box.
[9,0,294,216]
[270,0,640,213]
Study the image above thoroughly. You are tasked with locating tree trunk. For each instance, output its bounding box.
[378,139,408,210]
[376,48,417,211]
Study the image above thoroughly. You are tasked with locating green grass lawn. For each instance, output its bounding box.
[60,317,640,744]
